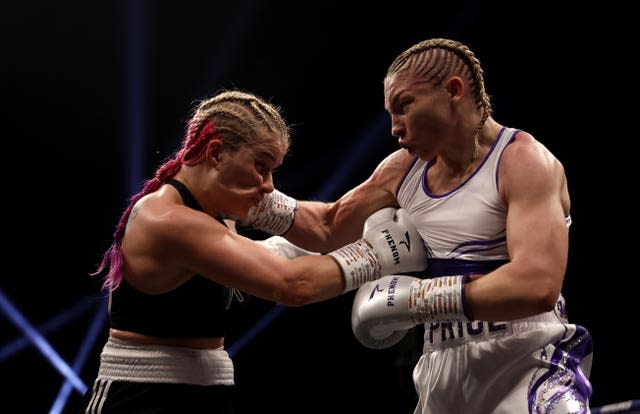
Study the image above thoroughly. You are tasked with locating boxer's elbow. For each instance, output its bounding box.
[526,271,563,314]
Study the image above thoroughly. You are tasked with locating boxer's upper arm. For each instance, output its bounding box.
[288,150,411,251]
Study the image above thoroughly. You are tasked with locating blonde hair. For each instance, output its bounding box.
[95,90,289,290]
[386,38,492,150]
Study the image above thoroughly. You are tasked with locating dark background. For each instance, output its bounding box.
[1,1,635,413]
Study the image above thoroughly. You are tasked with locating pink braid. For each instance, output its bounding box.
[94,122,217,291]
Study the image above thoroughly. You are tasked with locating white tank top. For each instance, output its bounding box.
[396,127,518,277]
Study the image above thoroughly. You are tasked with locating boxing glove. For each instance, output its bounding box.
[328,207,428,293]
[351,274,471,349]
[258,235,318,259]
[241,189,297,235]
[351,275,419,349]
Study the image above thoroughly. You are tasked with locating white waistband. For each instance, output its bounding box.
[97,337,234,386]
[423,299,568,352]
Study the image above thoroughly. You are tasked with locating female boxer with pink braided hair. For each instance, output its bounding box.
[79,89,428,413]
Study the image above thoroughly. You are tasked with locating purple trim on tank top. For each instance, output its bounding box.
[449,235,507,258]
[527,325,593,413]
[495,128,519,190]
[396,155,420,198]
[422,126,508,198]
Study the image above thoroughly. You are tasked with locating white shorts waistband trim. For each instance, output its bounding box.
[97,337,234,386]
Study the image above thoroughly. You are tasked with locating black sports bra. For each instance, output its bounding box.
[109,178,230,338]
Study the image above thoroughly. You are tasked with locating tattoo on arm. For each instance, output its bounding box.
[127,205,139,226]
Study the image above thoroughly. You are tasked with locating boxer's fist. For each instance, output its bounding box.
[351,275,421,349]
[352,274,471,348]
[328,207,428,292]
[241,189,297,235]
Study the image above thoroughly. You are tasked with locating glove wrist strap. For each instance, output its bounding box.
[409,275,471,322]
[328,239,381,293]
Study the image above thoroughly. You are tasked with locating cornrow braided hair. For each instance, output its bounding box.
[386,38,492,155]
[94,90,290,290]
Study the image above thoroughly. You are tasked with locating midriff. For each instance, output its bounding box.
[109,328,224,349]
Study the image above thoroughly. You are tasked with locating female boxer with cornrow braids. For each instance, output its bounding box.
[79,89,428,413]
[244,38,594,413]
[386,38,493,162]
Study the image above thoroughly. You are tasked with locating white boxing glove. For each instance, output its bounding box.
[241,189,298,235]
[257,235,319,259]
[327,207,428,293]
[351,274,471,349]
[351,275,421,349]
